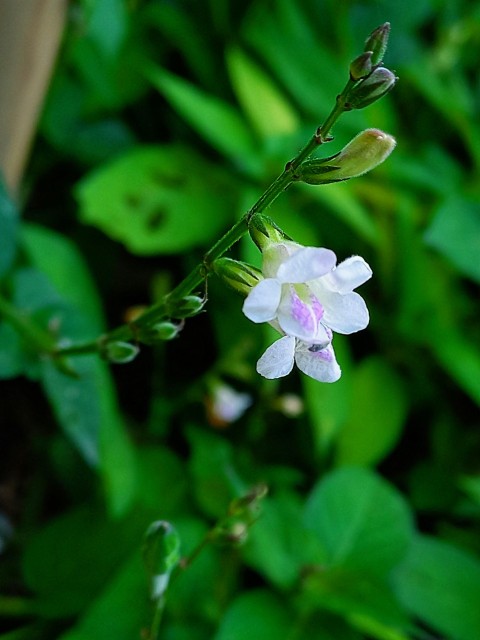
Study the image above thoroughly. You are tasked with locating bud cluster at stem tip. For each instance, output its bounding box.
[346,22,397,110]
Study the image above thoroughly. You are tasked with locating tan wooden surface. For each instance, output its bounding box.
[0,0,67,192]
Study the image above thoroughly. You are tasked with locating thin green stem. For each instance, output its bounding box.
[0,293,55,353]
[14,77,355,360]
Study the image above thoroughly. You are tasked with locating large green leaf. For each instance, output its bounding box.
[76,145,236,254]
[393,535,480,640]
[226,48,300,139]
[22,224,104,332]
[303,467,413,577]
[335,356,408,466]
[214,590,294,640]
[22,505,144,618]
[147,67,257,167]
[424,198,480,283]
[58,553,149,640]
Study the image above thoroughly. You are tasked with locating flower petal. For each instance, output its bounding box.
[277,247,337,283]
[323,256,372,293]
[242,279,282,323]
[277,285,320,342]
[320,290,370,334]
[256,335,296,379]
[294,341,341,383]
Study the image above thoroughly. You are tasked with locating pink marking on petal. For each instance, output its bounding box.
[310,294,324,322]
[308,345,333,362]
[290,289,316,334]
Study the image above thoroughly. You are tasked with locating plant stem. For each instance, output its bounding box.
[15,78,355,360]
[0,293,55,353]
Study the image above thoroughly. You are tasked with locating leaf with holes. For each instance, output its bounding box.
[76,145,237,255]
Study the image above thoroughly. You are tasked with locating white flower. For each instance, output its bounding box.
[256,335,342,383]
[242,241,372,382]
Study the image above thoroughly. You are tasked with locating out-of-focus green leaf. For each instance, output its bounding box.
[76,145,236,254]
[0,323,24,379]
[41,75,135,164]
[40,357,102,468]
[424,198,480,283]
[335,356,408,466]
[22,505,144,618]
[187,427,246,518]
[243,492,306,589]
[302,182,380,246]
[22,224,104,331]
[84,0,128,61]
[214,590,293,640]
[147,67,258,167]
[135,446,187,515]
[393,535,480,640]
[429,331,480,407]
[303,467,413,577]
[0,179,18,277]
[58,553,149,640]
[302,568,411,637]
[226,48,300,139]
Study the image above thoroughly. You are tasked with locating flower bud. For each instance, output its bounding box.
[103,340,139,363]
[169,295,205,318]
[142,521,181,599]
[296,128,396,185]
[349,51,373,81]
[248,213,286,251]
[347,67,397,109]
[364,22,390,66]
[139,320,181,343]
[213,258,263,296]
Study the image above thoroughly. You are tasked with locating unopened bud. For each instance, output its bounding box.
[248,213,286,251]
[349,51,373,81]
[169,295,205,318]
[364,22,390,66]
[348,67,397,109]
[142,521,181,599]
[103,340,139,363]
[151,321,181,341]
[213,258,263,296]
[296,128,396,185]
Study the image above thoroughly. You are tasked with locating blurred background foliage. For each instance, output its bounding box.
[1,0,480,638]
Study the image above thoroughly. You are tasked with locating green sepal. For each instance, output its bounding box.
[248,213,286,251]
[364,22,391,66]
[213,257,263,296]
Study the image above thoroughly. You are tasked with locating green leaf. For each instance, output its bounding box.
[0,179,19,278]
[302,182,380,246]
[335,356,408,466]
[0,323,25,379]
[22,505,144,618]
[393,535,480,640]
[22,224,104,332]
[303,467,413,577]
[147,66,257,166]
[135,446,187,515]
[58,553,149,640]
[424,198,480,283]
[214,590,293,640]
[84,0,128,61]
[243,492,306,589]
[187,427,246,519]
[76,145,236,255]
[302,568,410,636]
[226,48,300,139]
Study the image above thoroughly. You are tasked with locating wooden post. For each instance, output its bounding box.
[0,0,68,193]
